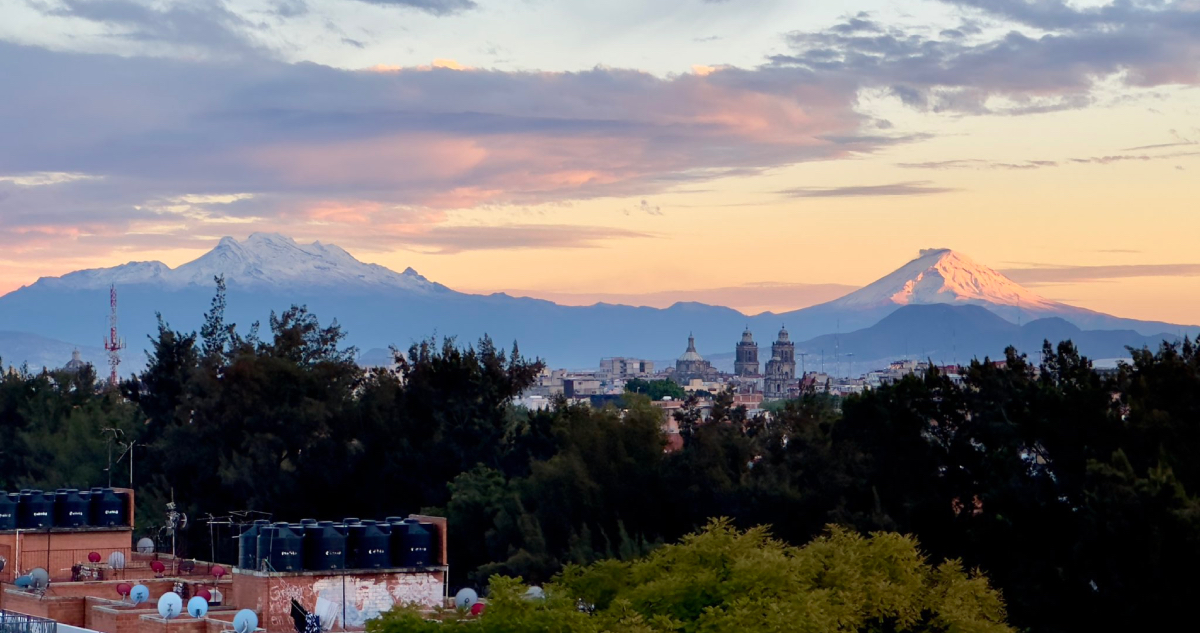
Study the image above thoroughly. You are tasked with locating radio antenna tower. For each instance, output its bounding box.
[103,284,126,385]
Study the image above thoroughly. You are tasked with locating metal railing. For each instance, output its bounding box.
[9,546,225,583]
[0,611,57,633]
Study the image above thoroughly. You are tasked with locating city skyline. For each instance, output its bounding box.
[3,1,1200,323]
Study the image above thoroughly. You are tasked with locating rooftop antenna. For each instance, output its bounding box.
[847,353,855,378]
[101,427,124,487]
[798,352,808,378]
[103,284,126,386]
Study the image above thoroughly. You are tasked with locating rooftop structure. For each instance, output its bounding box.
[0,489,449,633]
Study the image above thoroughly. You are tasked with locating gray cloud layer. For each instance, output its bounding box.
[779,181,957,198]
[774,2,1200,114]
[1002,263,1200,284]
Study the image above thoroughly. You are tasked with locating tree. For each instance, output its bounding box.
[624,378,686,401]
[370,520,1013,633]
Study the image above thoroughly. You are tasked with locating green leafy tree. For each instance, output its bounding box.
[625,378,686,401]
[371,520,1013,633]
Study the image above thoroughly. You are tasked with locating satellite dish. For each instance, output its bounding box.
[88,552,102,563]
[30,567,50,588]
[137,538,156,554]
[158,592,183,619]
[523,586,545,601]
[14,575,33,589]
[180,559,196,573]
[470,603,485,616]
[130,584,151,604]
[116,583,132,598]
[195,588,212,602]
[178,514,188,529]
[187,596,209,618]
[233,609,258,633]
[151,560,166,574]
[212,565,227,579]
[109,551,127,569]
[454,588,478,610]
[0,556,6,573]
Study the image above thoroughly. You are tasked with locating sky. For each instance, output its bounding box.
[1,0,1199,323]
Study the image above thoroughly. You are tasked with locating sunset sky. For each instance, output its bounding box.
[2,0,1198,323]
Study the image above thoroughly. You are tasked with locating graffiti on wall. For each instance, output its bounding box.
[266,573,443,630]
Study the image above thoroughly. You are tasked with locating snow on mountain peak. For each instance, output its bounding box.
[33,234,440,292]
[829,249,1061,311]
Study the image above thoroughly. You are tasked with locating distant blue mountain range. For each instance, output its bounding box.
[0,235,1193,374]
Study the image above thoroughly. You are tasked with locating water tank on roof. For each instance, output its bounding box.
[238,520,272,570]
[55,489,89,528]
[347,521,390,569]
[0,493,17,530]
[303,521,346,571]
[19,490,53,528]
[257,524,302,572]
[90,488,125,527]
[392,519,431,568]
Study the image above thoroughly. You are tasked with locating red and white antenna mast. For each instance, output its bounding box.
[103,284,126,385]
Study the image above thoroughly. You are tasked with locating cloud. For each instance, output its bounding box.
[1001,263,1200,285]
[39,0,264,60]
[0,40,882,229]
[778,181,957,198]
[899,148,1200,170]
[354,0,477,16]
[386,224,654,254]
[773,2,1200,114]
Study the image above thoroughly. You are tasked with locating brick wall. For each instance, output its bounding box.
[137,615,206,633]
[2,589,87,627]
[231,569,445,632]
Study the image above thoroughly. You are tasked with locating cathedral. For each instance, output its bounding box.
[763,326,796,400]
[734,327,759,377]
[674,334,717,383]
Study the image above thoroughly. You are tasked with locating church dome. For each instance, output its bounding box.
[63,349,88,373]
[678,335,705,362]
[777,326,790,342]
[741,327,754,344]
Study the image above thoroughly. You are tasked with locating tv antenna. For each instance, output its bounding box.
[101,427,124,487]
[103,284,126,386]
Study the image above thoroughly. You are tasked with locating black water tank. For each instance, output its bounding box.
[55,489,89,528]
[113,490,130,525]
[238,520,272,570]
[258,524,302,572]
[0,493,17,530]
[90,488,125,527]
[394,519,432,567]
[19,490,53,528]
[345,521,388,569]
[303,521,346,571]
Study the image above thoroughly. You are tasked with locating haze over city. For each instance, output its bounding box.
[3,0,1199,324]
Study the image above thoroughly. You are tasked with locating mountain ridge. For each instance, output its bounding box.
[1,237,1194,370]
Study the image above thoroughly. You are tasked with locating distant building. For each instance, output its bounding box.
[734,327,759,377]
[599,357,655,382]
[675,334,717,383]
[62,349,89,374]
[564,377,602,398]
[764,326,796,400]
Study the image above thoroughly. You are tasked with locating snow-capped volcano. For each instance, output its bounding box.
[34,233,443,292]
[826,248,1063,312]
